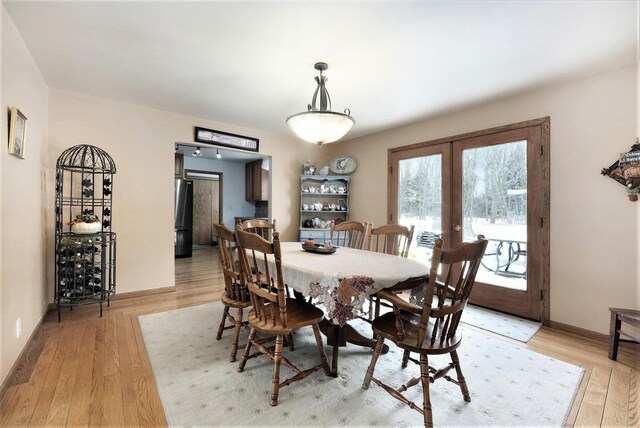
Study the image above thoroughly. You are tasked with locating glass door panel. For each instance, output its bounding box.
[398,154,442,262]
[461,140,528,291]
[390,143,450,264]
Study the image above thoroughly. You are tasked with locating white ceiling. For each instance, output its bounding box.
[4,1,637,142]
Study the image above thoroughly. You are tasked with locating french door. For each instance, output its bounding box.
[389,119,549,321]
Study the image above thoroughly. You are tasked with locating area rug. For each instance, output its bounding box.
[461,304,542,343]
[138,302,583,427]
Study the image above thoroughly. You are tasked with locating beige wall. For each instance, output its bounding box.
[1,8,49,382]
[324,65,639,334]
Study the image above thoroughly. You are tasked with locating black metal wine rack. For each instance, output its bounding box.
[54,144,117,320]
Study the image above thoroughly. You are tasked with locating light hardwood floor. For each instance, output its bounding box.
[0,245,638,427]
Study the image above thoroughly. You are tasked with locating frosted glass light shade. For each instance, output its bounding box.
[286,111,355,146]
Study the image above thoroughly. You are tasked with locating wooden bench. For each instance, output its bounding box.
[609,307,640,360]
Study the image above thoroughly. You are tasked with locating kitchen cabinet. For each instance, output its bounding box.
[245,160,268,201]
[299,175,350,242]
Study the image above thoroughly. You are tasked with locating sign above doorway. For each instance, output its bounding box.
[194,126,259,153]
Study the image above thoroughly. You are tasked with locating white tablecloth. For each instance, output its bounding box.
[256,242,429,325]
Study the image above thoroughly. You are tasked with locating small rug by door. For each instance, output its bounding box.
[138,302,582,427]
[461,304,542,343]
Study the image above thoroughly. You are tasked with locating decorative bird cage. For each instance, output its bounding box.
[54,144,117,320]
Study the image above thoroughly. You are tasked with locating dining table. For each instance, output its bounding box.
[255,241,429,375]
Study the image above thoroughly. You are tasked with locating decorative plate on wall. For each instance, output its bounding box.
[329,156,357,174]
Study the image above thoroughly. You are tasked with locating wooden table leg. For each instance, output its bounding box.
[319,318,389,376]
[331,339,339,377]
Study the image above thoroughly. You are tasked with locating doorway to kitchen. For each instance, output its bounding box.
[389,118,549,322]
[188,170,222,247]
[174,143,272,288]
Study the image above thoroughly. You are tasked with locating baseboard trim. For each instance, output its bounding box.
[549,320,608,341]
[110,286,176,301]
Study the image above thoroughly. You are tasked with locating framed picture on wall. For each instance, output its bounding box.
[8,107,27,159]
[194,126,259,153]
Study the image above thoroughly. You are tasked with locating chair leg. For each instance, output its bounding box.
[216,305,230,340]
[287,333,295,351]
[362,336,385,390]
[420,353,433,428]
[229,307,244,362]
[270,335,284,406]
[402,350,410,368]
[450,350,471,402]
[237,327,256,373]
[311,324,333,376]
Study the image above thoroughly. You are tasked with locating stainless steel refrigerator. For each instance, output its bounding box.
[174,179,193,258]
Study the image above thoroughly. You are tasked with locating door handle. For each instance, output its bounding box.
[454,225,462,232]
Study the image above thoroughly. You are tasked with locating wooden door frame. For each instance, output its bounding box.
[388,117,550,324]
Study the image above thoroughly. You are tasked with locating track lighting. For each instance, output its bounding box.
[192,147,202,157]
[216,149,222,159]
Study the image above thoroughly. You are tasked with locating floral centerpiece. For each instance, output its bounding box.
[69,213,101,234]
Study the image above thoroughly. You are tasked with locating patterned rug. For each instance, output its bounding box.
[461,304,542,343]
[138,302,582,427]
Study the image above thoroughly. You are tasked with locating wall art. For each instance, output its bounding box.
[601,140,640,201]
[8,107,27,159]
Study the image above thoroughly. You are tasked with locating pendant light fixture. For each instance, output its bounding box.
[286,62,355,146]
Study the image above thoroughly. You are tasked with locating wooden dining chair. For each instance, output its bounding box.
[238,218,294,304]
[367,223,415,257]
[235,229,332,406]
[362,235,488,428]
[213,224,251,362]
[238,218,276,241]
[367,223,415,318]
[330,220,370,249]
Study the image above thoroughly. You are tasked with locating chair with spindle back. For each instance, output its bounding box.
[237,218,294,349]
[329,220,370,249]
[238,218,276,241]
[213,224,251,362]
[362,235,488,428]
[367,223,415,319]
[367,223,415,257]
[235,229,332,406]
